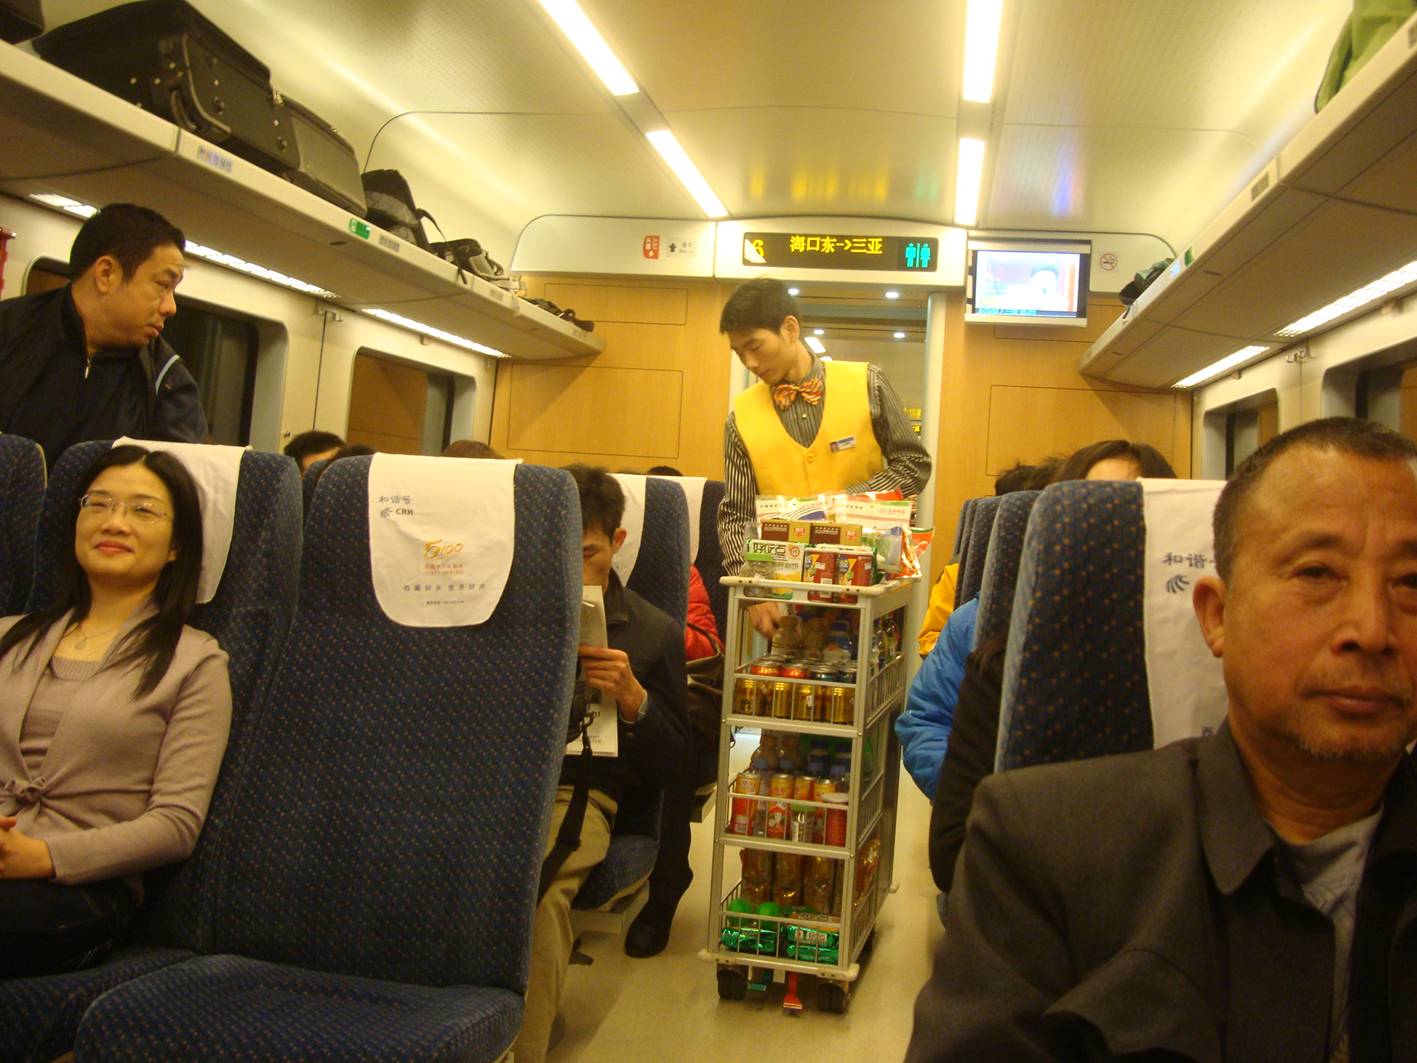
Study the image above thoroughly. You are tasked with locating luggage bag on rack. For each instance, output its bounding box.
[361,169,436,252]
[0,0,43,43]
[34,0,299,175]
[283,96,367,217]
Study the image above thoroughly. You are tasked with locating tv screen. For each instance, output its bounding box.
[965,240,1091,326]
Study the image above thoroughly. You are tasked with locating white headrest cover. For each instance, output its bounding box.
[368,453,516,627]
[114,437,243,605]
[1140,478,1228,747]
[610,474,646,585]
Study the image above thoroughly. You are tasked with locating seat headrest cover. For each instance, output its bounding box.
[610,473,647,584]
[1140,478,1228,747]
[650,474,706,563]
[114,437,244,604]
[367,453,515,627]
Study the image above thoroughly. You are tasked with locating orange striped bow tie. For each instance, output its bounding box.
[773,377,824,409]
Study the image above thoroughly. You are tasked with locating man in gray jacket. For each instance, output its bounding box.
[907,417,1417,1062]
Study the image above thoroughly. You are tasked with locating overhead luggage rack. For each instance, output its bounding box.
[0,42,604,362]
[1080,11,1417,389]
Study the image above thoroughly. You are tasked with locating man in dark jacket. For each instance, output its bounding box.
[908,418,1417,1062]
[512,464,690,1063]
[0,203,207,465]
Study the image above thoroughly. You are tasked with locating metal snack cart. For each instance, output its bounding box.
[701,574,913,1013]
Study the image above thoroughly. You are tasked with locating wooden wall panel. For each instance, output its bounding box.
[930,293,1192,578]
[985,385,1179,474]
[505,364,682,457]
[491,276,734,475]
[544,282,688,325]
[347,352,426,454]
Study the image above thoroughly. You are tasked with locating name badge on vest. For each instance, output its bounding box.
[829,435,856,453]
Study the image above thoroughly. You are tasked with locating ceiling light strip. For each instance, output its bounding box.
[954,137,987,227]
[962,0,1005,103]
[645,129,728,218]
[1276,258,1417,338]
[362,308,507,359]
[804,336,826,355]
[1172,345,1271,390]
[535,0,639,96]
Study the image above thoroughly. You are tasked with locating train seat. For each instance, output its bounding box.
[696,478,728,636]
[0,442,302,1063]
[72,456,582,1062]
[0,433,44,616]
[995,480,1152,771]
[954,495,1001,606]
[972,490,1041,649]
[948,496,978,565]
[571,475,690,934]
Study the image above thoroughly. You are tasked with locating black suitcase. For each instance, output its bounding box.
[283,97,366,217]
[361,169,436,252]
[0,0,43,43]
[34,0,299,175]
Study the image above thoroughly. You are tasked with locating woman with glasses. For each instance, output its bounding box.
[0,444,231,976]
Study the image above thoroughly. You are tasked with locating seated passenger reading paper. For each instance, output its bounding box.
[0,445,231,976]
[907,418,1417,1061]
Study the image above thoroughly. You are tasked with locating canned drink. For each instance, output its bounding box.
[769,771,795,798]
[779,660,809,680]
[792,683,815,721]
[823,793,850,846]
[749,657,783,678]
[826,686,854,725]
[734,678,760,717]
[770,681,793,719]
[790,804,814,842]
[734,770,763,836]
[792,775,813,801]
[766,799,791,839]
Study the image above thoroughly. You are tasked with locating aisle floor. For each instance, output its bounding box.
[554,746,943,1062]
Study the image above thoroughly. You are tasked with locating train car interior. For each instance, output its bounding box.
[2,0,1417,1060]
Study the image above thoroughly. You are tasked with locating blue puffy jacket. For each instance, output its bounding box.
[896,598,978,798]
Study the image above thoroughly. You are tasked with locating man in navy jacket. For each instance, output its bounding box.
[0,204,207,465]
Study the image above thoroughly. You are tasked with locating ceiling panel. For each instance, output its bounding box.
[987,125,1274,251]
[671,108,957,221]
[369,113,698,256]
[586,0,963,115]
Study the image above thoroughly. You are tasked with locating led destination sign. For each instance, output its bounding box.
[742,232,938,272]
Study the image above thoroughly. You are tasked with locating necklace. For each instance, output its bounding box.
[67,620,123,650]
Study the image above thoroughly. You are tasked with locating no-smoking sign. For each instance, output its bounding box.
[1099,252,1118,271]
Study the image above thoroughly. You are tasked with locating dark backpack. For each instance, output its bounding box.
[1118,258,1173,307]
[360,169,437,252]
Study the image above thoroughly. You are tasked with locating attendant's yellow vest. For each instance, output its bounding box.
[733,360,885,496]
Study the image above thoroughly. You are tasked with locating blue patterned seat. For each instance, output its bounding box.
[954,496,1001,606]
[972,491,1040,649]
[574,477,689,912]
[698,479,728,636]
[1,443,302,1063]
[949,497,977,564]
[0,434,44,616]
[997,481,1151,772]
[75,457,581,1062]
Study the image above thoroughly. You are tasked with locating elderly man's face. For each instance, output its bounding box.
[1202,447,1417,767]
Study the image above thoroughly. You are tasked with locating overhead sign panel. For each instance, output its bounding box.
[742,232,939,272]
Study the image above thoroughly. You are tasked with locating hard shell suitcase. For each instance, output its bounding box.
[283,96,366,217]
[34,0,299,175]
[0,0,43,43]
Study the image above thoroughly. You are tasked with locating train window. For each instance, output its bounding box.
[1223,393,1279,476]
[347,349,457,455]
[161,301,258,445]
[25,258,68,295]
[1355,356,1417,443]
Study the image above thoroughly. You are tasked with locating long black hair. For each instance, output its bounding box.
[0,445,204,695]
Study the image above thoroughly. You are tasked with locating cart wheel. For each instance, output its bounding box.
[816,981,848,1014]
[717,968,748,1001]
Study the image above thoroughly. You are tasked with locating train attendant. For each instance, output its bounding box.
[716,278,931,639]
[0,445,230,976]
[0,205,208,466]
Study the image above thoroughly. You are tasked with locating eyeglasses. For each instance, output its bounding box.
[78,493,171,524]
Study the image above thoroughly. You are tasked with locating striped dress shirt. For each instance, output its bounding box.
[717,355,931,574]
